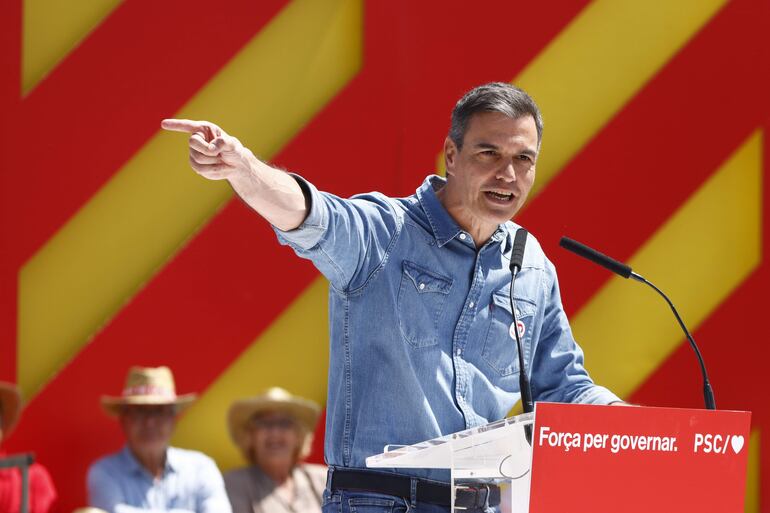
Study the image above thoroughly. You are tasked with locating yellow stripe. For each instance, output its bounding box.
[745,429,759,513]
[520,0,727,198]
[572,130,762,398]
[173,277,329,471]
[18,0,362,399]
[22,0,122,94]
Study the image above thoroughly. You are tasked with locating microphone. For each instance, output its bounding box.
[509,229,534,433]
[558,236,641,281]
[510,228,528,274]
[559,236,716,410]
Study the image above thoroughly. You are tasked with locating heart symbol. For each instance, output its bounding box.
[731,435,745,454]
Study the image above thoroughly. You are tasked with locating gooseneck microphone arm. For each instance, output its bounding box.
[559,237,716,410]
[633,277,716,410]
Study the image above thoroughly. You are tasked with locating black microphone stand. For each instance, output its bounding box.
[510,228,534,443]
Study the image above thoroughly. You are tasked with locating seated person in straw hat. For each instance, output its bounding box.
[225,388,326,513]
[87,366,232,513]
[0,381,57,513]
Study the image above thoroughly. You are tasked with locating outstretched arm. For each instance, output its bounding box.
[161,119,307,231]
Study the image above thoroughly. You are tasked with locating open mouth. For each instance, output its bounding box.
[484,190,514,202]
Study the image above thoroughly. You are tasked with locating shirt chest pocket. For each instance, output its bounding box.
[482,292,537,377]
[397,260,453,348]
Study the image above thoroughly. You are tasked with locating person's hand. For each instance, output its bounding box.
[161,119,251,181]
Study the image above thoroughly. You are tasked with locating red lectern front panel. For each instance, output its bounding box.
[529,403,751,513]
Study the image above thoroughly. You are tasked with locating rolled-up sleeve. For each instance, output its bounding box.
[274,175,330,251]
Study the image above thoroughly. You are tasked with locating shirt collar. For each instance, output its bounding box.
[121,445,177,476]
[416,175,464,247]
[416,175,509,248]
[497,222,516,255]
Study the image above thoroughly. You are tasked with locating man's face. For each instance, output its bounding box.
[444,111,538,229]
[249,411,302,470]
[119,405,177,456]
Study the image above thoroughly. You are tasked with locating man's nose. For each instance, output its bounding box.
[496,161,517,182]
[141,414,165,427]
[141,416,157,426]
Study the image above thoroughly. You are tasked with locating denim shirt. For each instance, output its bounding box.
[276,175,620,480]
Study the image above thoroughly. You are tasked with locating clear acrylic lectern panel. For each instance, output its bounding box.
[366,413,534,512]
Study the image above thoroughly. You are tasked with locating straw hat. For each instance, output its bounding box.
[0,381,21,435]
[101,366,196,416]
[228,387,321,459]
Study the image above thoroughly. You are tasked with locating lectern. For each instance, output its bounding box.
[367,403,751,512]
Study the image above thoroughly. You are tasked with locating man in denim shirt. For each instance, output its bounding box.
[164,83,621,512]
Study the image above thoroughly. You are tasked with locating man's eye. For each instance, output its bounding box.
[518,154,533,162]
[480,150,498,157]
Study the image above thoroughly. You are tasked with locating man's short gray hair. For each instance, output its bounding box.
[449,82,543,150]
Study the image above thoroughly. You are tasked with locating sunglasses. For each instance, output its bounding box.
[121,405,177,419]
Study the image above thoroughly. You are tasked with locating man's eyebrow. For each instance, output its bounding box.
[473,142,500,150]
[474,142,538,159]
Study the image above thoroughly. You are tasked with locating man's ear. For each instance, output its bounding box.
[444,137,458,177]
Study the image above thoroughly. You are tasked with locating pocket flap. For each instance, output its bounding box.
[402,260,453,294]
[491,291,536,317]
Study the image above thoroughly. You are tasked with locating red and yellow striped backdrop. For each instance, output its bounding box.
[1,1,768,511]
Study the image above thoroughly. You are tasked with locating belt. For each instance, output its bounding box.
[330,469,501,508]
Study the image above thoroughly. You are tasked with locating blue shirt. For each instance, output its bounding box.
[276,175,620,480]
[87,446,232,513]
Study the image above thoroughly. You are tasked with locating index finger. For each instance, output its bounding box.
[161,118,208,134]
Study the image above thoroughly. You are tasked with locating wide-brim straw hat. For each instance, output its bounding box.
[228,387,321,456]
[0,381,21,435]
[101,366,196,416]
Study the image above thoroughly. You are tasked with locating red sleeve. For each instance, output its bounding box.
[28,463,57,513]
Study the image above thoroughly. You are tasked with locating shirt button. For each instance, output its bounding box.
[419,283,426,290]
[459,233,467,240]
[456,348,462,356]
[469,301,475,308]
